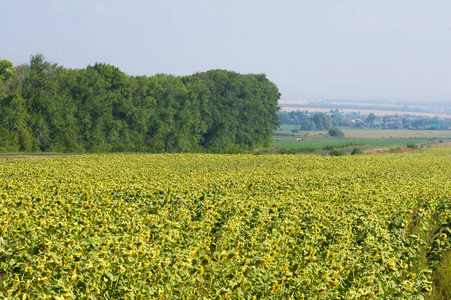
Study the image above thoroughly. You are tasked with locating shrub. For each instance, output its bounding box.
[389,147,402,153]
[277,147,316,154]
[323,145,336,151]
[351,148,363,155]
[329,149,346,156]
[407,143,418,149]
[328,127,345,137]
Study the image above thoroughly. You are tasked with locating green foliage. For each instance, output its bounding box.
[193,70,280,150]
[351,147,363,155]
[322,145,336,151]
[433,251,451,298]
[313,112,332,130]
[365,112,376,124]
[407,143,419,149]
[0,56,280,153]
[328,127,345,137]
[277,147,316,154]
[0,59,15,88]
[390,146,403,153]
[329,149,346,156]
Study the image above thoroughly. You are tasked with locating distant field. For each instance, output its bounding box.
[273,128,451,150]
[273,137,433,149]
[275,127,451,139]
[341,129,451,139]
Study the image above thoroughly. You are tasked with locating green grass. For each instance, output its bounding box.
[341,129,451,139]
[432,250,451,299]
[275,128,451,139]
[273,137,433,149]
[273,128,450,151]
[276,125,300,131]
[0,154,45,160]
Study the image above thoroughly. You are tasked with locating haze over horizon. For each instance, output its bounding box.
[1,0,450,103]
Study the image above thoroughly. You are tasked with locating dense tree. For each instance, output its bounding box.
[277,111,317,130]
[0,56,280,153]
[0,59,15,90]
[328,127,345,137]
[365,113,376,124]
[0,59,33,151]
[193,70,279,150]
[312,112,332,130]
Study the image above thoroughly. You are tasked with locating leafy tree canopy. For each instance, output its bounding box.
[0,55,280,153]
[328,127,345,137]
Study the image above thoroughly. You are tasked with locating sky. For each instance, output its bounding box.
[1,0,450,102]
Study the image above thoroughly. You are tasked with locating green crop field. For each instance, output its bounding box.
[275,127,451,140]
[273,128,451,151]
[273,137,433,149]
[2,150,451,298]
[340,129,451,140]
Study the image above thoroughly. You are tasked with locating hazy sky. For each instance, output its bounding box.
[1,0,450,102]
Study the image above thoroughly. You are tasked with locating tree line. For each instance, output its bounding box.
[278,111,340,130]
[0,54,280,153]
[278,110,451,130]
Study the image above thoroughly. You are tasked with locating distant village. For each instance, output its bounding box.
[277,109,451,130]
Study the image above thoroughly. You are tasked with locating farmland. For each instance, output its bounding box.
[2,150,451,298]
[273,137,433,149]
[275,127,451,139]
[273,128,451,151]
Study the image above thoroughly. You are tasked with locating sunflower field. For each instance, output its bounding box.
[1,148,451,299]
